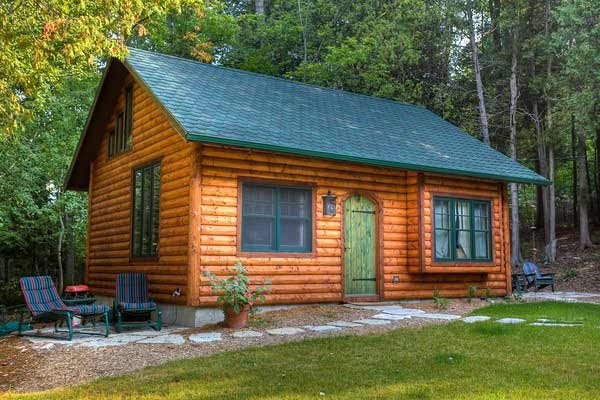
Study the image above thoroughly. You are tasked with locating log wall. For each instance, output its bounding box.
[195,145,511,305]
[86,76,194,304]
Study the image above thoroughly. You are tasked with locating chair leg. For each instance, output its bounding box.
[156,309,163,331]
[103,311,110,337]
[65,316,73,341]
[116,310,123,333]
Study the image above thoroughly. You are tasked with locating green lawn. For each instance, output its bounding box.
[5,302,600,400]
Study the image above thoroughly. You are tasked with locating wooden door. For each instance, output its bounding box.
[343,195,377,297]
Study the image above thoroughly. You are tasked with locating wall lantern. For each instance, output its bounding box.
[322,191,337,216]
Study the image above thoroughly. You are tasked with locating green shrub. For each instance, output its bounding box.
[466,285,478,303]
[433,288,450,310]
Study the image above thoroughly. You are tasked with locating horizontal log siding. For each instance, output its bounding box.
[87,77,194,304]
[418,174,508,297]
[196,146,509,304]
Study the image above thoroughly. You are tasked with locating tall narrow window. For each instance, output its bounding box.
[132,163,161,258]
[124,86,133,150]
[433,197,492,261]
[108,130,116,157]
[116,113,124,153]
[242,183,312,252]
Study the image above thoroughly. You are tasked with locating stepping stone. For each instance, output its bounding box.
[462,316,491,323]
[414,313,461,320]
[302,325,341,332]
[327,321,362,328]
[381,308,425,316]
[353,319,391,326]
[232,330,264,338]
[127,329,173,336]
[189,332,222,343]
[34,343,56,350]
[496,318,526,324]
[371,313,412,321]
[530,322,582,327]
[79,338,130,348]
[266,327,305,336]
[138,334,185,345]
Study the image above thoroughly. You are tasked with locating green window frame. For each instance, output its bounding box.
[433,197,492,262]
[132,163,161,258]
[241,183,312,253]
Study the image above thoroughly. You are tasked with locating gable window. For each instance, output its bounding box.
[132,163,161,258]
[108,86,133,158]
[242,183,312,253]
[433,197,491,261]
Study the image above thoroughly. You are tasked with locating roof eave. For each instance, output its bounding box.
[187,132,550,185]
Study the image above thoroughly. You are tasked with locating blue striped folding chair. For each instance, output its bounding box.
[113,273,162,332]
[19,276,109,340]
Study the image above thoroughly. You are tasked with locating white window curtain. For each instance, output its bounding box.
[434,200,450,259]
[474,203,489,258]
[455,200,471,259]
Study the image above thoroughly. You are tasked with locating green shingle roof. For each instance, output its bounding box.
[125,48,548,185]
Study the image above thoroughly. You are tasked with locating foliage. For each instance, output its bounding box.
[433,288,450,310]
[466,285,478,303]
[8,302,600,399]
[204,262,270,313]
[0,0,206,135]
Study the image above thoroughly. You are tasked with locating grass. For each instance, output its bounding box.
[4,302,600,400]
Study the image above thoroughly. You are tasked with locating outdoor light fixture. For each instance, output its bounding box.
[322,191,337,216]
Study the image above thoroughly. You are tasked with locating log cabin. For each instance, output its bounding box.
[65,48,548,326]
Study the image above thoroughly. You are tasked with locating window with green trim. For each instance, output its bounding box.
[242,184,312,252]
[132,163,161,258]
[433,197,492,261]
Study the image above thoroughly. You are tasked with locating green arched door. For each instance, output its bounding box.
[343,195,377,297]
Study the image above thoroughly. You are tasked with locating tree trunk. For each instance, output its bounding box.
[546,144,557,261]
[65,214,76,285]
[467,3,490,146]
[254,0,265,14]
[57,211,65,294]
[509,28,522,266]
[577,123,593,249]
[297,0,307,63]
[542,1,556,263]
[572,114,578,226]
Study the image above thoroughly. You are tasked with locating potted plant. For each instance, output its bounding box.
[205,262,270,329]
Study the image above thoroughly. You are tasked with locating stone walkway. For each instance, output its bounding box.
[22,297,594,350]
[521,291,600,304]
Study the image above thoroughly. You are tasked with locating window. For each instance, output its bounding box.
[242,183,312,253]
[433,197,491,261]
[108,86,133,158]
[132,163,161,258]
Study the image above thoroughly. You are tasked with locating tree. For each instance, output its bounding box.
[508,15,523,266]
[466,0,491,146]
[0,0,205,135]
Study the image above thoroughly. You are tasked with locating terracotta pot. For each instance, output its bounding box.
[223,304,251,329]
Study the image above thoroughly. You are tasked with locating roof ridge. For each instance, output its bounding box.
[126,47,427,111]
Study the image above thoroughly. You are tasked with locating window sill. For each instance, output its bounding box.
[238,251,316,258]
[423,260,500,274]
